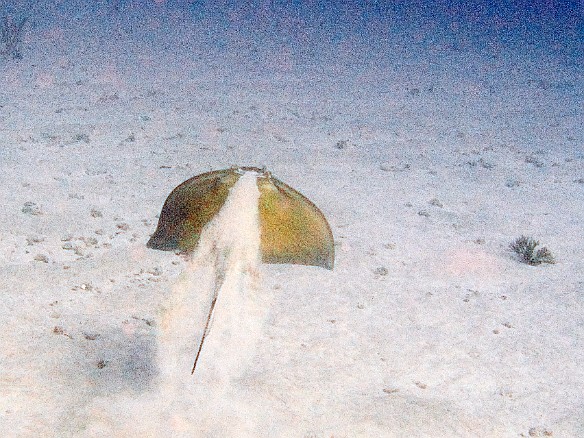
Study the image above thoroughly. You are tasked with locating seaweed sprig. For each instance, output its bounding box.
[1,15,27,60]
[509,235,555,265]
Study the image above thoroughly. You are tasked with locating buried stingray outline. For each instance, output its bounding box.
[148,166,334,374]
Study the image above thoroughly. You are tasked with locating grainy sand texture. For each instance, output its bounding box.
[1,2,582,437]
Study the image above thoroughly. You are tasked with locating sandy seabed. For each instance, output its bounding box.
[1,6,583,437]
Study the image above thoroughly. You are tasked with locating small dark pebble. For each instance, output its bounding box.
[34,254,49,263]
[335,139,349,150]
[83,333,100,341]
[374,266,388,276]
[22,202,42,215]
[383,388,400,394]
[26,236,45,245]
[528,426,553,437]
[428,198,443,208]
[525,156,544,168]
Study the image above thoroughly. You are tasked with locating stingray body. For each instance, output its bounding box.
[149,166,334,375]
[147,166,334,270]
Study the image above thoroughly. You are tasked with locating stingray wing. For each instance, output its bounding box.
[146,169,239,253]
[257,174,334,270]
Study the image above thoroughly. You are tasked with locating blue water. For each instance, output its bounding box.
[2,1,581,156]
[3,1,581,64]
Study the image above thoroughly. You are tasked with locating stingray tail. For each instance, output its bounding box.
[191,293,218,374]
[191,248,228,374]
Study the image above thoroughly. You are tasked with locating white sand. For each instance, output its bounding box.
[1,3,582,437]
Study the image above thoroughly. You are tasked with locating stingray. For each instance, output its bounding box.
[148,166,334,374]
[147,166,334,270]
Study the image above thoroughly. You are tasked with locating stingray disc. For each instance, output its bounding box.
[147,166,334,270]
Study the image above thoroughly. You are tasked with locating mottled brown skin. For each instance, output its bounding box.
[257,173,334,269]
[147,167,334,270]
[147,169,239,253]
